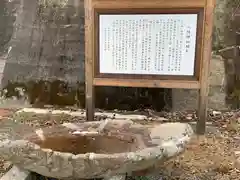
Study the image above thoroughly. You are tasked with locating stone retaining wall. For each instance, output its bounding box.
[2,0,85,85]
[172,55,227,111]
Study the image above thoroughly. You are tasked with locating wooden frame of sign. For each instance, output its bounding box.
[84,0,215,134]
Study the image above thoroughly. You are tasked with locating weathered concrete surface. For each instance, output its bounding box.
[0,119,193,179]
[172,55,227,111]
[1,0,85,85]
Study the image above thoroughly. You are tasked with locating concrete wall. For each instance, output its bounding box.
[172,56,227,111]
[0,0,228,110]
[2,0,85,85]
[0,0,87,107]
[172,0,240,112]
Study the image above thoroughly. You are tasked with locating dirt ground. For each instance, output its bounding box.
[0,109,240,180]
[157,131,240,180]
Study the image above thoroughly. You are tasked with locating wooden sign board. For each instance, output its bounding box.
[85,0,216,134]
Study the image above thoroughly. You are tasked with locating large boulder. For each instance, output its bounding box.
[0,119,193,179]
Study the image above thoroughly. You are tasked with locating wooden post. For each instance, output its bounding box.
[196,0,215,134]
[236,32,240,60]
[234,32,240,108]
[85,0,95,121]
[237,32,240,45]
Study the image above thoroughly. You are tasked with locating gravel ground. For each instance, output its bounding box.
[0,109,240,179]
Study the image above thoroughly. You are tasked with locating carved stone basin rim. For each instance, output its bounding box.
[24,119,155,155]
[0,119,194,179]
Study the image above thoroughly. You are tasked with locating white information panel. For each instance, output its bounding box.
[99,14,198,76]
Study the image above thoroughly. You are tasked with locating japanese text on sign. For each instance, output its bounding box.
[99,14,198,76]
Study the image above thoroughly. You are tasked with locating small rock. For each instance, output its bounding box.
[212,111,221,116]
[154,117,168,122]
[234,151,240,156]
[214,163,231,173]
[235,157,240,170]
[2,161,11,170]
[233,136,240,140]
[238,117,240,124]
[186,115,192,120]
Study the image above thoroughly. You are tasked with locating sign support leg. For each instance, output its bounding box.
[85,0,95,121]
[197,88,208,134]
[86,83,95,122]
[196,0,215,135]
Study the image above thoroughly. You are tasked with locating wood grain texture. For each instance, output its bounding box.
[85,0,95,121]
[196,0,216,134]
[93,0,205,9]
[94,78,200,89]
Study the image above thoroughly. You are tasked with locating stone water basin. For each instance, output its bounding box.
[0,119,193,179]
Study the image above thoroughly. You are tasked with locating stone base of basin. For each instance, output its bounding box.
[1,166,127,180]
[0,119,193,179]
[104,175,127,180]
[0,166,31,180]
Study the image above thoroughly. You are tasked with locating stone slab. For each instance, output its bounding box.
[0,166,31,180]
